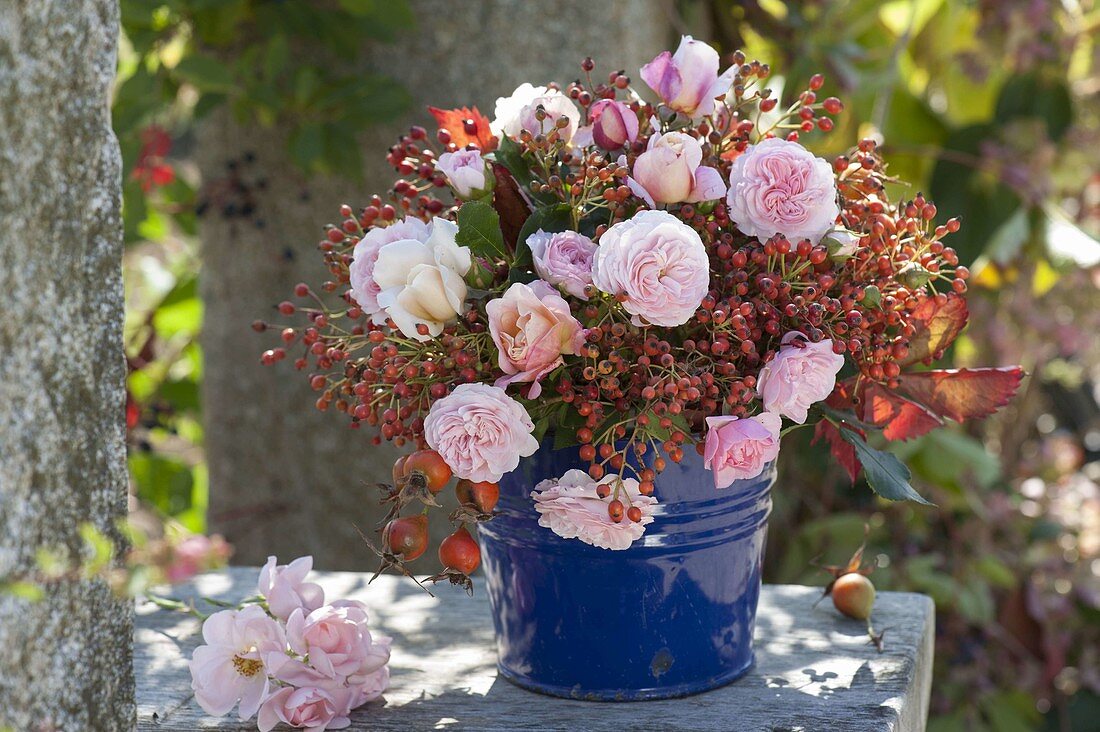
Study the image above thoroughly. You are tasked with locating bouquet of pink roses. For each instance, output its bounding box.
[261,36,1021,586]
[188,556,390,731]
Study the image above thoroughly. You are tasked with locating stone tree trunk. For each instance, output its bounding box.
[204,0,671,568]
[0,1,135,730]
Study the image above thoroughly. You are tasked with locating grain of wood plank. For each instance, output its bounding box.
[136,568,933,731]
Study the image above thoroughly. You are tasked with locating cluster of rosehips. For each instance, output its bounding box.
[374,448,499,590]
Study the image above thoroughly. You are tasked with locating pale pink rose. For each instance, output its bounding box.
[435,149,487,198]
[373,217,472,341]
[257,686,353,732]
[531,469,657,550]
[189,605,286,720]
[726,137,840,244]
[491,83,581,145]
[589,99,639,150]
[627,131,726,207]
[424,383,539,482]
[591,210,710,327]
[756,332,845,423]
[703,412,782,488]
[285,601,391,683]
[527,229,597,299]
[164,534,231,584]
[258,555,325,621]
[641,35,735,119]
[486,280,585,398]
[348,218,429,316]
[348,666,389,707]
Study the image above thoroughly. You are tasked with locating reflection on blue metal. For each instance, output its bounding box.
[479,439,775,701]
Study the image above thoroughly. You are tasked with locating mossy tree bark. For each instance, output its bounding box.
[0,1,135,729]
[202,0,671,568]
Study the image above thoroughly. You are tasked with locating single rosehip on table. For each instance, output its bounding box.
[831,572,875,621]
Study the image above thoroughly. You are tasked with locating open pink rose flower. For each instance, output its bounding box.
[627,131,727,207]
[641,35,735,119]
[531,469,657,550]
[487,280,585,398]
[526,229,597,299]
[424,383,539,482]
[285,600,391,684]
[257,686,353,732]
[189,605,287,720]
[703,412,782,488]
[726,137,839,245]
[591,210,710,327]
[348,218,429,317]
[435,148,487,198]
[258,555,326,621]
[756,332,845,423]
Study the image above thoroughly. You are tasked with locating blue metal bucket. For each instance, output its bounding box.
[478,439,774,701]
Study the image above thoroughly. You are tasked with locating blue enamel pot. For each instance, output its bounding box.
[478,439,774,701]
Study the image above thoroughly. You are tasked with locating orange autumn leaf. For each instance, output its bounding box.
[428,106,495,150]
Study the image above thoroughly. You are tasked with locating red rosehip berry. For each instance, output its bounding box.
[455,479,500,513]
[384,515,429,561]
[402,449,452,493]
[439,526,481,575]
[608,499,625,523]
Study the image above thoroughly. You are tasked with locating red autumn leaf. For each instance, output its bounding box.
[813,421,862,483]
[490,163,529,249]
[861,381,943,441]
[902,295,969,365]
[825,378,857,411]
[428,106,495,150]
[897,367,1024,423]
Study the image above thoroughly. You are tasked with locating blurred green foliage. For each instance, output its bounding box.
[115,0,413,531]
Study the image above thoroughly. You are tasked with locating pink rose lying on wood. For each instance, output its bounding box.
[260,35,1022,587]
[189,557,390,731]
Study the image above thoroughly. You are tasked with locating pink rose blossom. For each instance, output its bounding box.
[641,35,735,119]
[487,280,585,398]
[258,555,326,621]
[435,149,488,198]
[526,229,597,299]
[284,601,391,684]
[424,383,539,482]
[726,137,839,245]
[703,412,782,488]
[626,131,726,207]
[188,605,286,720]
[257,686,352,732]
[756,332,845,423]
[347,666,389,707]
[348,218,429,316]
[531,469,657,550]
[589,99,639,150]
[164,534,231,583]
[591,210,710,327]
[491,83,582,145]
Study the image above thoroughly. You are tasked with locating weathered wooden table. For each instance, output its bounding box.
[135,567,933,731]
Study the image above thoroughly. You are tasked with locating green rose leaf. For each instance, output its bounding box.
[839,428,933,505]
[455,200,507,261]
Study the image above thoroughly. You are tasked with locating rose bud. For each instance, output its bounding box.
[589,99,639,150]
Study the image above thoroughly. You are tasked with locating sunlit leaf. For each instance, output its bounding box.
[428,106,494,150]
[898,367,1024,422]
[901,295,968,364]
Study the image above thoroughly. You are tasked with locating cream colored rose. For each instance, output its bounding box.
[373,217,472,341]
